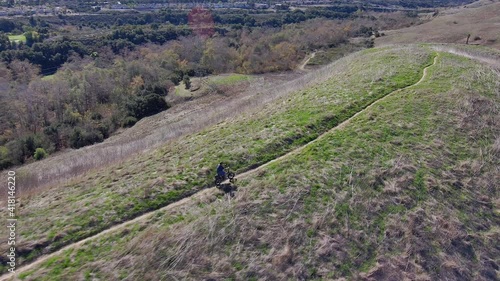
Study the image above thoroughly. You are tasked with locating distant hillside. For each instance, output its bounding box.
[3,0,476,9]
[376,0,500,49]
[2,44,498,280]
[364,0,475,8]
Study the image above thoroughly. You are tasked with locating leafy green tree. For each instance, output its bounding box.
[126,93,169,119]
[25,31,35,47]
[0,19,17,32]
[0,34,10,51]
[70,127,104,149]
[29,16,37,27]
[0,146,12,169]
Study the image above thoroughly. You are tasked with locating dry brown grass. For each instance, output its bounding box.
[376,1,500,50]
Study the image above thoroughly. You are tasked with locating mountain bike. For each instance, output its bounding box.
[215,169,235,187]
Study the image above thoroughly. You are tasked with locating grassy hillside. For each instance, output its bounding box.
[3,44,499,280]
[0,45,434,272]
[376,1,500,50]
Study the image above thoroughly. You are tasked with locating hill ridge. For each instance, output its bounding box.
[0,50,441,281]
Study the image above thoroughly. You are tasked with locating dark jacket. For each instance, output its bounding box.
[217,164,225,176]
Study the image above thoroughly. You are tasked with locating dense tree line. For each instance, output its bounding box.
[0,19,23,33]
[1,8,361,72]
[1,39,87,74]
[0,24,193,74]
[0,56,176,169]
[109,25,191,45]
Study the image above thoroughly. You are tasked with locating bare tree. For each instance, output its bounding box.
[8,60,40,85]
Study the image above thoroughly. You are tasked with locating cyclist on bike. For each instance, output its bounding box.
[217,163,226,179]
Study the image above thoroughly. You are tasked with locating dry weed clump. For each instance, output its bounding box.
[371,156,417,191]
[377,209,455,280]
[143,177,166,198]
[128,198,242,279]
[271,243,294,270]
[314,232,348,263]
[380,174,498,280]
[359,255,431,281]
[458,94,499,140]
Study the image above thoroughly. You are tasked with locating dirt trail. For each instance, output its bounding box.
[1,53,439,281]
[298,52,316,71]
[1,191,209,280]
[236,54,439,180]
[433,46,500,69]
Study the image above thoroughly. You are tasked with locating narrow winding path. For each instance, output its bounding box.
[298,52,316,71]
[235,53,439,180]
[1,53,440,280]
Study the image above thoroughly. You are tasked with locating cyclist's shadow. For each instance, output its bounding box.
[217,183,238,197]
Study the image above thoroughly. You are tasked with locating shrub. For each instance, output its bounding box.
[44,123,62,149]
[126,93,168,119]
[33,148,47,160]
[148,85,168,96]
[122,116,138,127]
[97,122,111,138]
[63,109,82,125]
[70,127,104,149]
[0,146,12,169]
[90,112,103,120]
[21,134,52,159]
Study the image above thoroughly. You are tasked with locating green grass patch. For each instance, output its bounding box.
[209,73,251,85]
[307,44,364,66]
[8,34,26,43]
[41,74,55,81]
[18,269,36,280]
[174,80,193,97]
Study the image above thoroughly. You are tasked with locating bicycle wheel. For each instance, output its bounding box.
[215,177,222,186]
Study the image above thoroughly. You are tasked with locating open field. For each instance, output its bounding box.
[0,45,436,273]
[209,74,252,85]
[3,44,498,280]
[7,34,26,43]
[376,0,500,50]
[174,74,253,98]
